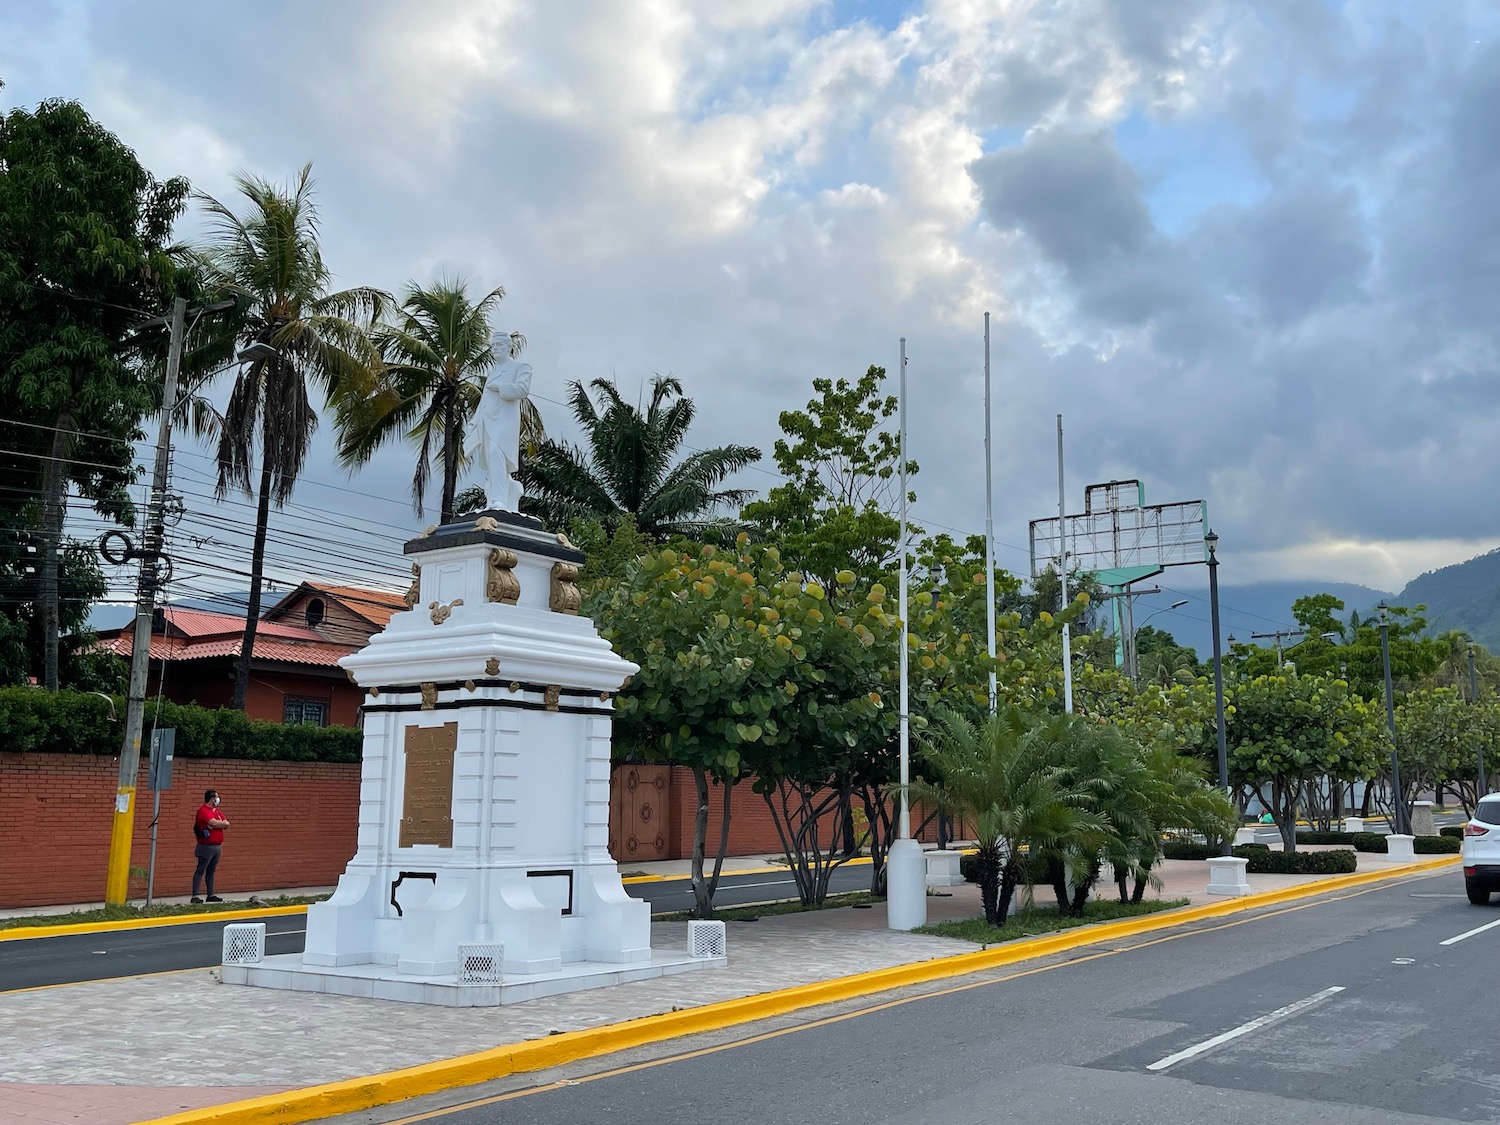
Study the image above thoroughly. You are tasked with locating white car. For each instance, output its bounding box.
[1463,796,1500,905]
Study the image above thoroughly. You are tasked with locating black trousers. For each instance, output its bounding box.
[192,843,221,897]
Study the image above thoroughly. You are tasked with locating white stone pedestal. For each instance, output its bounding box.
[1385,834,1416,863]
[227,510,723,1006]
[1410,802,1435,837]
[1206,856,1252,897]
[1234,826,1259,845]
[1344,816,1364,833]
[925,850,965,887]
[887,837,928,930]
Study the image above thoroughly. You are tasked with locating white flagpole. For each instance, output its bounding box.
[1057,413,1073,713]
[897,336,910,841]
[887,336,925,930]
[984,313,997,714]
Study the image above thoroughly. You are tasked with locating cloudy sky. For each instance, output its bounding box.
[5,0,1500,621]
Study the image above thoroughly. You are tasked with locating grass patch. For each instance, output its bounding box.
[655,890,877,922]
[0,894,328,932]
[916,897,1190,946]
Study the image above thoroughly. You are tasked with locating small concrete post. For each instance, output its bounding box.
[1206,856,1251,896]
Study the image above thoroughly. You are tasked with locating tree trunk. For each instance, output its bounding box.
[689,765,714,919]
[440,390,457,524]
[976,843,1001,925]
[1114,862,1129,904]
[38,417,72,691]
[859,782,893,896]
[996,863,1018,926]
[1069,856,1100,916]
[231,454,275,711]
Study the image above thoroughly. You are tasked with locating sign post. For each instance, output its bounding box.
[146,728,175,906]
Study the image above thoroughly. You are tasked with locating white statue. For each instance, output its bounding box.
[467,332,532,513]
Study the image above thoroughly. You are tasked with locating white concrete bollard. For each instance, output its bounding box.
[1344,816,1365,833]
[1234,826,1259,845]
[1410,802,1436,837]
[1206,856,1252,897]
[1385,834,1416,863]
[925,850,965,887]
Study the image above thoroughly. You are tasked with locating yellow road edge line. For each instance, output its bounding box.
[132,854,1457,1125]
[0,904,309,942]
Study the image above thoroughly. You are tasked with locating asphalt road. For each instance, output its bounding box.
[0,863,874,992]
[342,866,1494,1125]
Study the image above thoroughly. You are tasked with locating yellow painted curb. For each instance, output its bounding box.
[0,904,309,942]
[621,856,875,885]
[136,854,1457,1125]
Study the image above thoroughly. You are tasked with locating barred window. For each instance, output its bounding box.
[284,697,329,726]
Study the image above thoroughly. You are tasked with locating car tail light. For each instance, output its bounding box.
[1466,822,1491,836]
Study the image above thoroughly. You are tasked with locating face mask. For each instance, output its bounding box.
[211,797,220,807]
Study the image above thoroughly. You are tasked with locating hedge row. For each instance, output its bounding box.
[0,688,361,763]
[1441,826,1464,839]
[1161,840,1217,861]
[1345,832,1460,854]
[1231,845,1357,874]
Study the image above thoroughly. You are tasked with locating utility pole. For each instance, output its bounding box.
[982,312,997,715]
[106,297,186,906]
[1251,627,1304,666]
[1098,585,1164,684]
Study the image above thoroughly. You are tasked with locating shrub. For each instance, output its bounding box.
[1415,834,1461,854]
[960,852,978,883]
[0,687,361,763]
[1440,826,1464,839]
[1161,841,1216,861]
[1351,832,1387,853]
[1297,830,1358,844]
[1231,846,1358,874]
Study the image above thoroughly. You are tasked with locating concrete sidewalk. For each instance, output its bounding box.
[0,849,1458,1125]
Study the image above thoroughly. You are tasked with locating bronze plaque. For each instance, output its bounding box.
[399,723,456,848]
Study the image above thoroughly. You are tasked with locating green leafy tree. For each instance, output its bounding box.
[743,365,915,586]
[0,95,188,687]
[193,164,387,709]
[523,376,759,541]
[336,279,539,523]
[1395,687,1500,816]
[1218,673,1384,850]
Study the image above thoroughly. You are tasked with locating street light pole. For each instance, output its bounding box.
[1469,644,1487,796]
[1206,530,1230,855]
[983,312,997,714]
[1378,602,1408,836]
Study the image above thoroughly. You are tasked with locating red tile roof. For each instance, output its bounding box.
[304,585,408,628]
[100,631,353,668]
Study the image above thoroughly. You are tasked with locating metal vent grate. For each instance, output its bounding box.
[222,922,266,965]
[688,919,727,958]
[457,941,505,983]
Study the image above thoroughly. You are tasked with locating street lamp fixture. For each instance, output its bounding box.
[1377,602,1409,836]
[1205,530,1230,855]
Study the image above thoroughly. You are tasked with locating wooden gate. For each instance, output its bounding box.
[609,764,673,863]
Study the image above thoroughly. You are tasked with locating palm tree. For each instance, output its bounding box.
[521,376,760,540]
[912,707,1101,925]
[336,279,542,524]
[194,164,387,710]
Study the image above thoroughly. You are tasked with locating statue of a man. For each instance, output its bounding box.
[466,332,533,513]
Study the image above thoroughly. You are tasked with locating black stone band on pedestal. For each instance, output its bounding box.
[361,697,614,717]
[403,508,586,565]
[374,679,610,700]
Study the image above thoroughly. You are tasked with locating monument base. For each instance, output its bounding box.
[225,947,724,1008]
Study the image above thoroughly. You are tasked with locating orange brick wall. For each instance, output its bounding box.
[0,755,953,908]
[0,754,359,908]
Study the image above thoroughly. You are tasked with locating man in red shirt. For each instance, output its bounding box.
[191,789,231,903]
